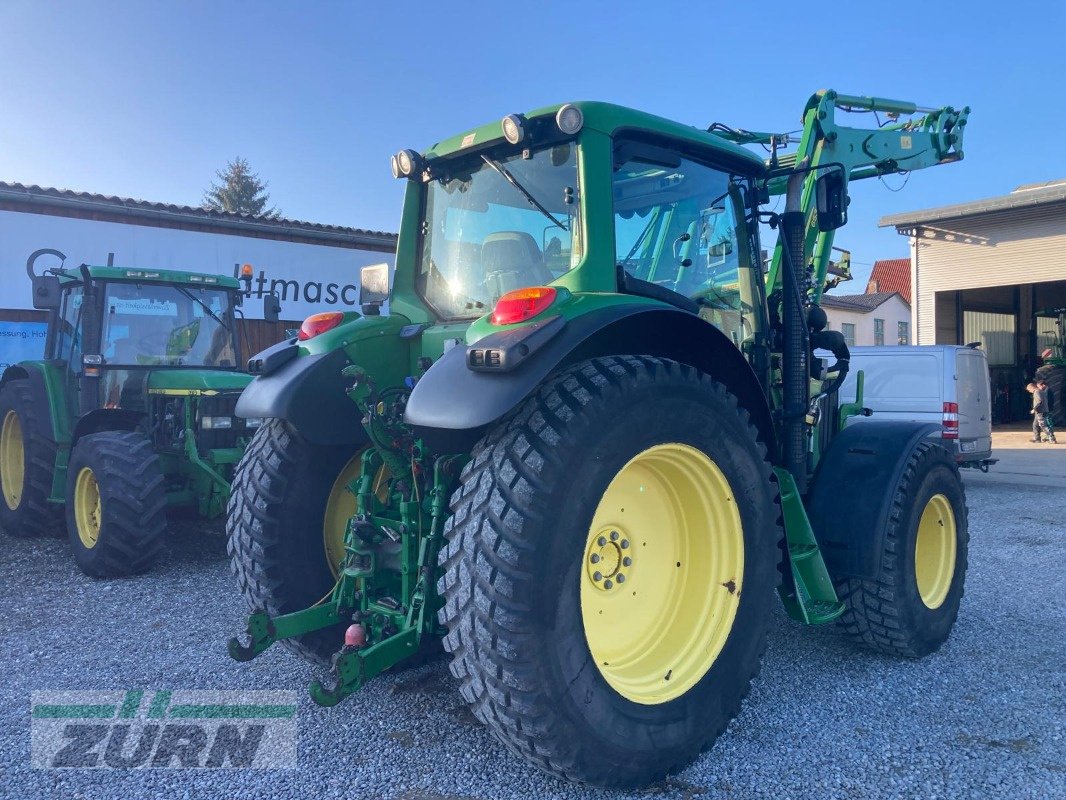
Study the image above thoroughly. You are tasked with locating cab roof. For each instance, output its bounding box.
[57,265,241,290]
[423,100,767,175]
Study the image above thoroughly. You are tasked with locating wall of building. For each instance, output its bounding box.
[822,295,911,346]
[909,202,1066,344]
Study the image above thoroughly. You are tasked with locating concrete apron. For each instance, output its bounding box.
[963,426,1066,489]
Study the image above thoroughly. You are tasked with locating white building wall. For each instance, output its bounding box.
[907,203,1066,344]
[822,295,911,346]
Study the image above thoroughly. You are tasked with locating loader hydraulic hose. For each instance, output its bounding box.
[779,204,810,493]
[810,329,850,396]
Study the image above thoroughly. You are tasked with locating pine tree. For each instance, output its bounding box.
[203,157,279,217]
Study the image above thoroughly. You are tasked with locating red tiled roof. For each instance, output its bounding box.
[866,258,911,304]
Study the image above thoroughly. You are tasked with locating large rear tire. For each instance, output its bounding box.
[227,419,367,666]
[66,431,167,577]
[437,356,780,788]
[834,441,969,658]
[0,379,61,538]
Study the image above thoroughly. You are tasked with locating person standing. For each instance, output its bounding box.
[1029,380,1057,443]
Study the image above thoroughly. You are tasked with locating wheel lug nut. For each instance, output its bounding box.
[620,540,629,549]
[590,553,600,564]
[598,536,607,547]
[623,557,632,567]
[593,571,602,581]
[616,574,625,583]
[610,531,619,541]
[604,579,613,589]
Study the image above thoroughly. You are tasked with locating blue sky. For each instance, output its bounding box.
[2,0,1063,287]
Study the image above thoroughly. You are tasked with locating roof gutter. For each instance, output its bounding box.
[0,185,397,250]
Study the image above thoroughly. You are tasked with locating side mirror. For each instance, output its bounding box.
[32,275,62,310]
[264,293,281,324]
[815,171,848,232]
[360,263,390,315]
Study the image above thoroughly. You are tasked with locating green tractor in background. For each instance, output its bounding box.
[1035,307,1065,423]
[229,92,971,787]
[0,253,274,576]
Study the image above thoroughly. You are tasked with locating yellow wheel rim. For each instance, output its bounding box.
[0,411,25,511]
[914,493,957,609]
[73,467,102,549]
[580,443,744,705]
[322,449,389,578]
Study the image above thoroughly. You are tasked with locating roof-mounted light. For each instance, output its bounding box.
[391,148,424,180]
[556,104,584,135]
[501,114,527,145]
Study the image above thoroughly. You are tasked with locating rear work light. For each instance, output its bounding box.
[490,287,557,326]
[942,401,959,439]
[298,311,344,341]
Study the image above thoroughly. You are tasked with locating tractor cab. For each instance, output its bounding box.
[389,102,770,356]
[34,265,250,419]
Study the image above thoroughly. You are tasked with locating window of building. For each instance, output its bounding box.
[874,318,885,346]
[841,322,856,347]
[898,320,910,346]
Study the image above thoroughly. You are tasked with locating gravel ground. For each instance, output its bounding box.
[1,479,1063,800]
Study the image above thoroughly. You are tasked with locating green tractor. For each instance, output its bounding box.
[0,254,272,577]
[1035,307,1065,422]
[229,92,970,787]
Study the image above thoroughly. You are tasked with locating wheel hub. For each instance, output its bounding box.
[585,529,632,590]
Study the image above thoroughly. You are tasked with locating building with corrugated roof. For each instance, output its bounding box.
[0,181,397,365]
[881,178,1066,421]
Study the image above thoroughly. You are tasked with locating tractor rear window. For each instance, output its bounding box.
[417,142,581,320]
[101,283,237,368]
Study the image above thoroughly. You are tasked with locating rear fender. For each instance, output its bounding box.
[807,421,945,579]
[236,315,411,446]
[71,409,145,447]
[405,305,775,455]
[1,362,72,445]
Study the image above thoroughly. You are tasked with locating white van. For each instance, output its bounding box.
[836,345,994,467]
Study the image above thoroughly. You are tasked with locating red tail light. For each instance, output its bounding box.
[491,287,557,326]
[298,311,344,341]
[942,401,959,439]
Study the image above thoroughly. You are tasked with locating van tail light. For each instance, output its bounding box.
[491,287,557,326]
[298,311,344,341]
[942,401,959,439]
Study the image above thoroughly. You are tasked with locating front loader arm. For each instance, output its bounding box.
[718,89,969,302]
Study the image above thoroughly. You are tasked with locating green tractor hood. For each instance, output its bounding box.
[146,370,254,393]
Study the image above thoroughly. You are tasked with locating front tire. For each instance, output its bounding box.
[227,419,367,666]
[835,441,969,658]
[66,431,167,577]
[437,356,780,788]
[0,379,60,537]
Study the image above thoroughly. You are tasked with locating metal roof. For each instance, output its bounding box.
[0,181,397,249]
[820,291,907,312]
[879,179,1066,228]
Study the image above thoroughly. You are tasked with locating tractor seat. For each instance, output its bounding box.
[480,231,554,292]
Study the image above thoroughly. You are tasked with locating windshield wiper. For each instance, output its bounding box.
[480,155,567,232]
[175,286,229,330]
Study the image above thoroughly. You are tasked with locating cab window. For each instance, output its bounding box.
[613,141,759,344]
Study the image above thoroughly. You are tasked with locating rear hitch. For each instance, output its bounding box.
[227,610,275,662]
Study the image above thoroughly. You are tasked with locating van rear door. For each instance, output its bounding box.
[955,349,992,457]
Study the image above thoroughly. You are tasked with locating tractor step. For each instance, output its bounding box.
[774,468,846,625]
